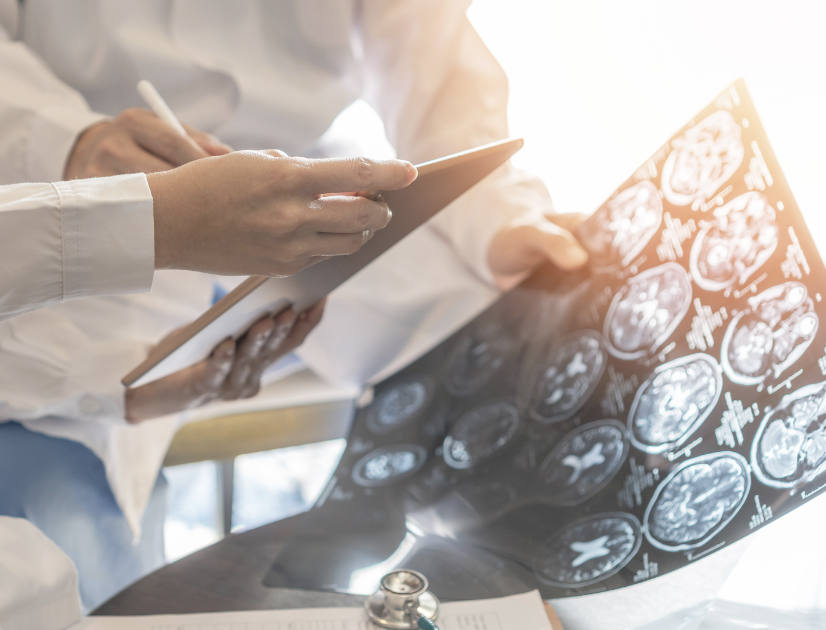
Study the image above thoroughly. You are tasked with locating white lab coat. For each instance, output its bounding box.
[0,1,551,625]
[0,173,159,630]
[0,516,82,630]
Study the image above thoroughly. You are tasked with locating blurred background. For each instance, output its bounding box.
[165,0,826,562]
[469,0,825,228]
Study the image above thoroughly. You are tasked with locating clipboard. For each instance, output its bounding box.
[123,137,524,387]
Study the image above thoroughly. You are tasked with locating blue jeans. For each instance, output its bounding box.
[0,422,167,611]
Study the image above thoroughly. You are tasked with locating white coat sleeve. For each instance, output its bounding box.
[0,174,156,320]
[357,0,553,284]
[0,517,82,630]
[0,1,106,183]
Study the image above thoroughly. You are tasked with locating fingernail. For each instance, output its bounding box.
[403,161,418,181]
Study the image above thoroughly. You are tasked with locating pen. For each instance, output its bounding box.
[136,79,188,137]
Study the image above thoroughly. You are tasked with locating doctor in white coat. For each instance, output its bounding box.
[0,148,419,626]
[0,0,589,613]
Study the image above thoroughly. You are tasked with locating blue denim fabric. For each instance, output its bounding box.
[0,422,167,611]
[211,282,228,305]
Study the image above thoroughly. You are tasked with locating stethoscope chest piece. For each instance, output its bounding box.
[366,569,440,629]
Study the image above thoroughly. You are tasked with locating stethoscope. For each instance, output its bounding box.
[366,569,440,629]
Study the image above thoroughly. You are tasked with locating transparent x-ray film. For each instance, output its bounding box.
[264,80,826,601]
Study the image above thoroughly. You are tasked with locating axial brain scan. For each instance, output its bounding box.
[539,420,629,505]
[604,263,692,360]
[752,381,826,489]
[579,180,663,270]
[533,513,642,587]
[530,331,607,424]
[661,109,745,207]
[644,452,750,551]
[444,321,513,396]
[352,444,428,488]
[629,354,723,454]
[442,401,521,470]
[721,282,818,386]
[367,377,435,434]
[690,191,779,292]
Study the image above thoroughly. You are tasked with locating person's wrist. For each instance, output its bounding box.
[146,170,177,270]
[63,120,109,179]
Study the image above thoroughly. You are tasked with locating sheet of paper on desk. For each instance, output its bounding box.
[75,590,552,630]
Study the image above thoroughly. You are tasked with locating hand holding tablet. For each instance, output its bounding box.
[147,151,418,277]
[125,138,524,387]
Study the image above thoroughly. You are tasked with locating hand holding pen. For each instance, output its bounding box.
[129,80,417,277]
[63,80,230,179]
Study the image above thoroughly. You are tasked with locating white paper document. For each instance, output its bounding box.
[74,591,551,630]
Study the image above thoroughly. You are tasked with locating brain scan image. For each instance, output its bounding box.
[579,180,663,271]
[529,331,607,424]
[661,110,745,207]
[352,444,428,488]
[442,401,521,470]
[444,321,513,397]
[689,192,779,292]
[533,513,642,588]
[539,420,629,505]
[604,263,692,360]
[628,354,723,454]
[366,376,435,434]
[751,381,826,489]
[721,282,818,386]
[644,452,750,552]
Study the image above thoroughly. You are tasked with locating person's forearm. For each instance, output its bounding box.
[0,175,154,320]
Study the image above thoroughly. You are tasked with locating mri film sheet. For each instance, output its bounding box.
[264,80,826,600]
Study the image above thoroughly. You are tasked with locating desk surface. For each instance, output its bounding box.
[95,515,362,614]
